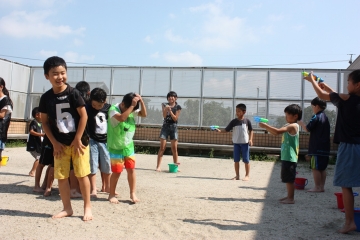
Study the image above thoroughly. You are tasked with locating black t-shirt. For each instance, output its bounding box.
[306,111,330,156]
[225,118,253,144]
[38,85,88,146]
[86,103,110,143]
[0,96,12,142]
[163,103,182,124]
[26,119,42,153]
[330,92,360,144]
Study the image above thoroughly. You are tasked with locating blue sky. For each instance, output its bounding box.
[0,0,359,68]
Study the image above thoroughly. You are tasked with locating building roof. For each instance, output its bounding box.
[347,55,360,69]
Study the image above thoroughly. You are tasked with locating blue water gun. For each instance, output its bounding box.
[210,125,219,131]
[302,72,324,83]
[254,116,268,123]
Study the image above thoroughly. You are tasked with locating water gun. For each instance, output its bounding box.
[302,72,324,83]
[210,125,219,130]
[254,116,268,123]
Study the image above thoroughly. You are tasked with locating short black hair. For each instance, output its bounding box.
[32,107,40,118]
[236,103,246,111]
[122,92,139,111]
[43,56,67,75]
[90,88,107,103]
[349,69,360,84]
[284,104,302,121]
[311,97,327,110]
[167,91,178,99]
[75,81,91,102]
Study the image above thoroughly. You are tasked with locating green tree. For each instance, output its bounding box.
[181,99,200,126]
[202,101,232,126]
[141,98,163,124]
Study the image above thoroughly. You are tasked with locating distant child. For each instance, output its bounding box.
[0,77,13,167]
[75,81,90,104]
[27,107,45,177]
[156,91,182,171]
[304,70,360,234]
[39,56,92,221]
[38,135,55,197]
[298,97,330,192]
[215,103,253,181]
[259,104,302,204]
[107,92,147,204]
[86,88,111,197]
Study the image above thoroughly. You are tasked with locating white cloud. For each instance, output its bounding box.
[73,38,83,46]
[63,51,95,63]
[163,51,203,66]
[39,50,58,58]
[0,10,85,38]
[144,35,153,43]
[166,2,258,50]
[150,52,160,59]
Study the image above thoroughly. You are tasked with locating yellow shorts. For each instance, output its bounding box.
[54,145,90,179]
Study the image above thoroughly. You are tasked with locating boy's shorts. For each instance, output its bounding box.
[233,143,250,163]
[309,155,329,171]
[54,145,90,179]
[281,161,297,183]
[159,124,178,140]
[89,139,111,174]
[29,150,41,160]
[109,152,135,173]
[0,140,5,150]
[39,144,54,166]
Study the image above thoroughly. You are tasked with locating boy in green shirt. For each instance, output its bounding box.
[259,104,302,204]
[107,92,147,204]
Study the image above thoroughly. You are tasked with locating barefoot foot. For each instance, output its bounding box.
[52,209,73,219]
[280,198,295,204]
[306,188,324,193]
[338,222,357,234]
[29,171,35,177]
[278,197,288,201]
[130,193,140,203]
[231,176,240,180]
[155,167,162,172]
[70,189,82,198]
[108,195,119,204]
[33,187,45,193]
[242,176,250,181]
[83,207,93,221]
[44,189,52,197]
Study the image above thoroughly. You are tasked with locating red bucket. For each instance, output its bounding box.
[334,192,359,209]
[294,177,308,190]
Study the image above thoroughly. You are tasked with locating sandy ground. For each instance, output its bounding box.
[0,147,360,240]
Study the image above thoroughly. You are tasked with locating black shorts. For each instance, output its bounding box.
[39,141,54,167]
[281,161,297,183]
[309,155,329,171]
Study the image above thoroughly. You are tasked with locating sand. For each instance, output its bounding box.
[0,147,359,240]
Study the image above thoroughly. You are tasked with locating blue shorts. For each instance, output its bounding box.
[233,143,250,163]
[333,142,360,187]
[309,155,329,171]
[0,140,5,150]
[89,139,111,174]
[159,124,178,140]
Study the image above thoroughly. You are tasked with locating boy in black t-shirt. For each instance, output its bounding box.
[38,56,92,221]
[299,97,330,192]
[27,107,44,177]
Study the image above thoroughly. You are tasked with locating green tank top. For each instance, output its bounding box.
[280,123,299,162]
[107,104,136,156]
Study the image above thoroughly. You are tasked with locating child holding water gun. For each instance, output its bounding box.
[304,70,360,234]
[156,91,182,172]
[215,103,253,181]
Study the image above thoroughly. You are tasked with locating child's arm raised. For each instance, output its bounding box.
[29,129,45,137]
[136,94,147,118]
[167,105,180,122]
[41,113,64,157]
[113,96,140,122]
[71,106,88,155]
[259,123,297,136]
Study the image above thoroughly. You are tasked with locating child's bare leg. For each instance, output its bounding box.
[231,162,240,180]
[40,165,50,189]
[102,173,111,193]
[307,169,323,192]
[320,170,326,192]
[339,187,356,233]
[44,166,54,197]
[33,163,45,192]
[156,139,167,171]
[69,170,81,198]
[170,140,178,164]
[108,172,121,203]
[100,172,106,192]
[52,178,73,219]
[88,174,97,197]
[280,183,295,204]
[126,168,139,203]
[77,176,92,221]
[243,163,250,181]
[29,159,39,177]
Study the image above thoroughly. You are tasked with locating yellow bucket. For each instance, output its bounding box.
[1,156,9,166]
